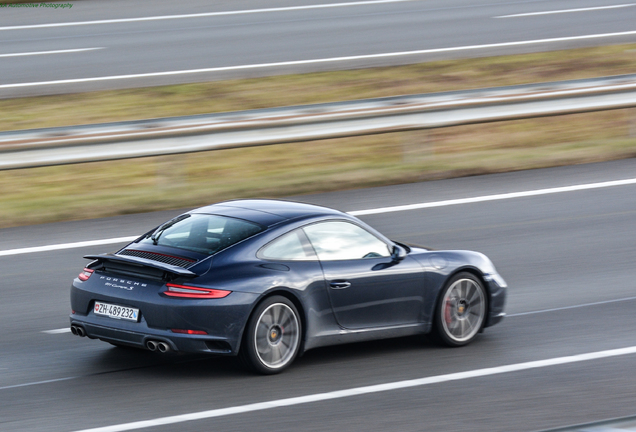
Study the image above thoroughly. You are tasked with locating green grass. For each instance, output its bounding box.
[1,44,636,228]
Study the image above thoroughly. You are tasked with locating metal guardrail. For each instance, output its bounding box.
[1,74,636,170]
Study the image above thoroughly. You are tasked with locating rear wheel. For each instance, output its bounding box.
[434,272,486,347]
[240,296,301,374]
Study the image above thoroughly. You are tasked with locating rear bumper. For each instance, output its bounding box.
[70,280,261,354]
[70,315,236,354]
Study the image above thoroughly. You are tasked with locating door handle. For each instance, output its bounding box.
[329,281,351,289]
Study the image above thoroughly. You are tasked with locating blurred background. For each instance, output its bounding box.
[1,1,636,431]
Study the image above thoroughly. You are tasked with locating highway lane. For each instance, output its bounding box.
[1,159,636,431]
[1,0,636,97]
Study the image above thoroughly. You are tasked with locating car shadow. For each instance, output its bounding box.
[87,344,245,377]
[295,334,438,367]
[87,332,501,380]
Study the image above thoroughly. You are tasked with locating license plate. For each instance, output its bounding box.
[94,301,139,322]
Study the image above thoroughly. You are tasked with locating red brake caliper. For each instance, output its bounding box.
[444,299,452,325]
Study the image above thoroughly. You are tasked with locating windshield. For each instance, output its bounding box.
[139,214,263,255]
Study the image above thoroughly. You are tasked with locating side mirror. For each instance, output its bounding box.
[391,245,407,262]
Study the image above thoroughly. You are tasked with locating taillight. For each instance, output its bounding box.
[78,268,94,281]
[164,283,231,299]
[171,329,208,335]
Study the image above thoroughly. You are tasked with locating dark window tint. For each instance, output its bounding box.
[140,214,262,255]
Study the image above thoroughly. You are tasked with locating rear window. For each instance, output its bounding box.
[139,214,263,255]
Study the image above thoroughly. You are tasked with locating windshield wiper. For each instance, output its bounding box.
[150,214,191,245]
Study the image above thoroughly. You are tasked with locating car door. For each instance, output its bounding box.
[303,221,426,330]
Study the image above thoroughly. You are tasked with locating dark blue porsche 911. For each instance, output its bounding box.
[70,199,506,374]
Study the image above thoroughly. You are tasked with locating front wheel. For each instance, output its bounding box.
[240,296,302,374]
[434,272,487,347]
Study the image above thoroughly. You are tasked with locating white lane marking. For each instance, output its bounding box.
[42,328,72,334]
[508,296,636,317]
[349,178,636,216]
[496,4,635,18]
[0,48,103,58]
[1,30,636,89]
[0,236,138,257]
[2,177,636,257]
[72,345,636,432]
[0,0,419,31]
[0,376,76,391]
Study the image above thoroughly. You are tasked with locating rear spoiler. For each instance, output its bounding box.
[84,253,197,278]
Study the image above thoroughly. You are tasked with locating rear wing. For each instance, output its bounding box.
[84,253,197,280]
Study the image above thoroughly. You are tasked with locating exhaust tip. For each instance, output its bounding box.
[146,340,157,352]
[157,342,170,353]
[71,325,86,337]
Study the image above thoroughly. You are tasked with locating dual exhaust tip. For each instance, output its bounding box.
[71,325,170,353]
[70,325,86,337]
[146,340,171,353]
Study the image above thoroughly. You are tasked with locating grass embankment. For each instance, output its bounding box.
[1,44,636,228]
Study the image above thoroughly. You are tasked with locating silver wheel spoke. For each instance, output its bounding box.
[257,320,269,333]
[451,322,460,336]
[272,306,281,324]
[449,318,459,332]
[466,285,477,304]
[280,310,292,328]
[257,339,270,355]
[465,318,474,333]
[270,345,282,364]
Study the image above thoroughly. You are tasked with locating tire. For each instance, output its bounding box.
[240,296,302,374]
[433,272,487,347]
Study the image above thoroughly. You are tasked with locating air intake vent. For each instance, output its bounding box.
[118,250,196,268]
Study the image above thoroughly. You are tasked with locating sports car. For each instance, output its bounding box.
[70,199,506,374]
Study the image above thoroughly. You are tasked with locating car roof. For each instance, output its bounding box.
[191,199,345,227]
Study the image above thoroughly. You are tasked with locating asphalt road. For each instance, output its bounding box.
[1,0,636,97]
[1,159,636,431]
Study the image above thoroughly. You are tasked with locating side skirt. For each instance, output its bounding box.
[303,322,430,351]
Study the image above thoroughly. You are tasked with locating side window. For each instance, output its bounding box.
[259,229,317,261]
[303,221,391,261]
